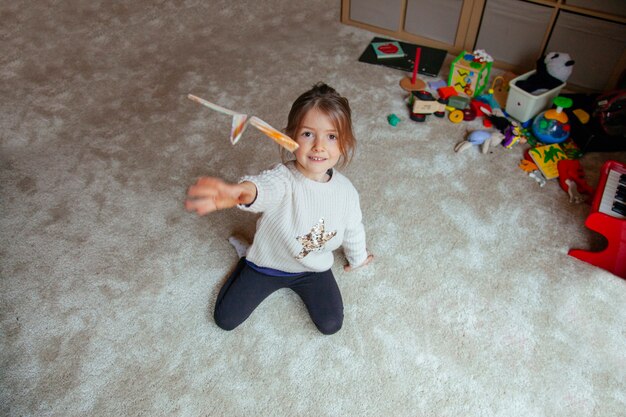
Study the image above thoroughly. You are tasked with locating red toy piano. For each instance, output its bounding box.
[569,160,626,278]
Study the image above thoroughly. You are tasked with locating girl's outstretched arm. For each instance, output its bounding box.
[185,177,257,215]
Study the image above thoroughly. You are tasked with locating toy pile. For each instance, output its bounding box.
[387,48,613,205]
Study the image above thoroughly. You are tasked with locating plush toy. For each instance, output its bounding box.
[557,159,594,203]
[516,52,575,94]
[454,130,504,154]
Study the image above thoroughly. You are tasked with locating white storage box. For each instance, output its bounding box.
[505,70,565,123]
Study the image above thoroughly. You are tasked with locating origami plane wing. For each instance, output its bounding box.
[229,113,248,145]
[187,94,298,152]
[248,116,299,153]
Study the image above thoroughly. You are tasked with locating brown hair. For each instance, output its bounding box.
[282,83,356,168]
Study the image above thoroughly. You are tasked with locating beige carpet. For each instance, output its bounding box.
[2,1,626,416]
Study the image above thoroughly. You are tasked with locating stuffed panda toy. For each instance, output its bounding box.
[516,52,575,94]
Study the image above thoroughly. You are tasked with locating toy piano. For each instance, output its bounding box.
[569,160,626,278]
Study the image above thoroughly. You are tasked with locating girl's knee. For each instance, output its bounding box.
[214,310,241,331]
[316,317,343,335]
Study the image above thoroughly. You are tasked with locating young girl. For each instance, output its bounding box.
[185,83,373,335]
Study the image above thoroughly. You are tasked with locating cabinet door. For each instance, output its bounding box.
[546,11,626,90]
[565,0,626,18]
[348,0,403,31]
[404,0,482,53]
[474,0,553,67]
[404,0,463,46]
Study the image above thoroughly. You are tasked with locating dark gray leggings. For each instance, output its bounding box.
[214,258,344,335]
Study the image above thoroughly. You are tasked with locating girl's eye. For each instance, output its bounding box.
[329,134,337,140]
[302,131,313,138]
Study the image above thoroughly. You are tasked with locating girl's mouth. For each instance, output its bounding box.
[309,156,326,161]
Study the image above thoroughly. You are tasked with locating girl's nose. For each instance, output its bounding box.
[312,137,324,149]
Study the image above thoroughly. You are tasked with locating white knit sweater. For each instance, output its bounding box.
[238,161,368,273]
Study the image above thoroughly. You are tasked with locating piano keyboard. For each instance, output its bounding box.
[599,169,626,219]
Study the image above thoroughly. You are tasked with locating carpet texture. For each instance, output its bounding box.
[1,1,626,416]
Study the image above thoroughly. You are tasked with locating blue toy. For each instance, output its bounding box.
[475,88,500,110]
[531,96,572,144]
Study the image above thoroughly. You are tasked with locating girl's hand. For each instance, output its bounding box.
[343,253,374,272]
[185,177,257,215]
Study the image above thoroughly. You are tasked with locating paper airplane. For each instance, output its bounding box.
[187,94,299,152]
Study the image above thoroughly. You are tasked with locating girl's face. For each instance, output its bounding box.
[293,107,341,182]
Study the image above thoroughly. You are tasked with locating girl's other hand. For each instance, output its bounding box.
[343,253,374,272]
[185,177,256,215]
